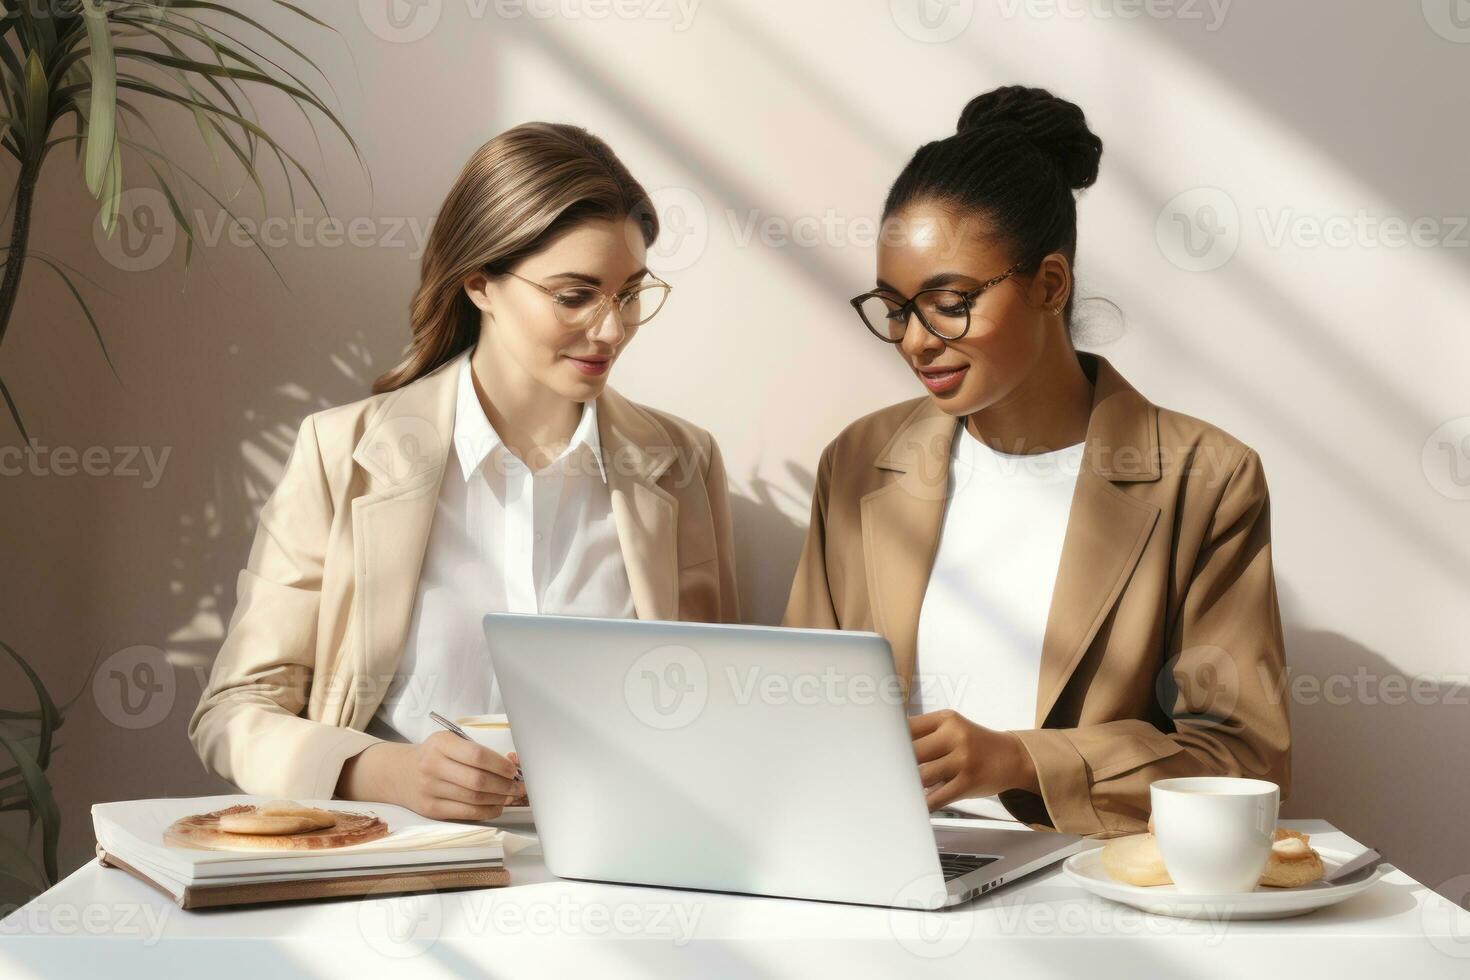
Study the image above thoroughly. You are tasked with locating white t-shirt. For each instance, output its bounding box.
[911,421,1085,820]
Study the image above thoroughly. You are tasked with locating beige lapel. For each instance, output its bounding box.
[333,364,683,730]
[864,352,1162,717]
[1033,353,1161,725]
[334,355,459,729]
[598,386,681,621]
[863,398,956,704]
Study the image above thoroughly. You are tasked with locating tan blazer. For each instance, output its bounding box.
[781,351,1290,837]
[189,355,740,800]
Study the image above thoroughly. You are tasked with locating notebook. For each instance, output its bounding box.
[93,795,528,910]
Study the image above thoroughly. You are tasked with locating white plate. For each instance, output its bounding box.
[1064,846,1391,920]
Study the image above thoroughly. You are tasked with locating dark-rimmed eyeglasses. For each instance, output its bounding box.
[849,262,1024,343]
[499,269,672,330]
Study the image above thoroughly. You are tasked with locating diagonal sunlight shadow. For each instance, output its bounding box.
[505,10,1469,585]
[702,2,909,161]
[909,36,1470,582]
[1132,2,1470,269]
[934,27,1451,445]
[1088,260,1470,583]
[496,18,864,308]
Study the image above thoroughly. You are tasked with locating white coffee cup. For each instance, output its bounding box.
[1150,776,1279,894]
[455,713,516,759]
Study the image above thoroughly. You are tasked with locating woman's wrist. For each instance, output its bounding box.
[1004,731,1041,795]
[336,741,404,803]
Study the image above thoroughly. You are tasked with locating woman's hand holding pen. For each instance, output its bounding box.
[338,732,525,820]
[908,709,1040,811]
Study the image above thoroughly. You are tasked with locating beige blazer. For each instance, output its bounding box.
[781,351,1290,837]
[189,354,740,800]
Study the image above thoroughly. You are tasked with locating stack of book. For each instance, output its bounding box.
[93,794,521,910]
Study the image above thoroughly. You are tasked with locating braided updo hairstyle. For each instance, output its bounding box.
[882,85,1103,327]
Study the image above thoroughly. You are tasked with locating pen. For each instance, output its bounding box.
[429,710,525,782]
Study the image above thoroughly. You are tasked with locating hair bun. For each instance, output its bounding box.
[956,85,1102,191]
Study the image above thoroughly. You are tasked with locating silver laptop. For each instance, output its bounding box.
[483,613,1087,909]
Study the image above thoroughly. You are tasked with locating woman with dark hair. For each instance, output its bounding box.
[782,86,1290,837]
[191,122,739,819]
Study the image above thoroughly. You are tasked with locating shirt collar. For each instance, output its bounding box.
[453,351,607,484]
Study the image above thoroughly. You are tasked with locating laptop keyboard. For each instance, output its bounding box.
[938,852,999,881]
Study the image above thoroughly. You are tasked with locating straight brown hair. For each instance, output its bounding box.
[373,122,659,394]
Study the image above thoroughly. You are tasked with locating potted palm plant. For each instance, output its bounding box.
[0,0,362,906]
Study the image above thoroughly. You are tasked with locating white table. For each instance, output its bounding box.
[3,819,1469,978]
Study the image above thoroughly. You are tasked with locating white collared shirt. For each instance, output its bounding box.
[370,351,635,744]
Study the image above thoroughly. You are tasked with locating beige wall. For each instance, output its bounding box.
[2,0,1467,911]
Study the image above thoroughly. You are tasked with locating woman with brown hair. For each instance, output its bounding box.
[190,123,739,820]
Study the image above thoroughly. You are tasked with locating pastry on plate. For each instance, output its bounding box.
[219,799,338,835]
[164,801,389,851]
[1101,825,1325,889]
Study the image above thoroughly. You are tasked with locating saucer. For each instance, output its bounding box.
[1064,846,1390,920]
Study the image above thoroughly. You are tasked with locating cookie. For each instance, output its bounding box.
[218,800,337,835]
[1260,834,1325,888]
[166,805,386,851]
[1100,833,1172,886]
